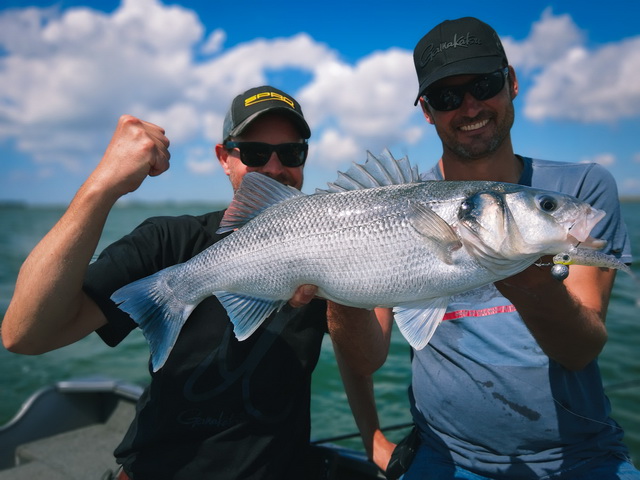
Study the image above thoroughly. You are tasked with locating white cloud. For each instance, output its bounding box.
[504,9,640,123]
[581,153,616,167]
[201,29,226,55]
[186,146,218,175]
[621,178,640,196]
[2,1,637,190]
[502,8,584,73]
[0,0,203,145]
[142,103,202,144]
[0,0,422,179]
[310,128,361,167]
[300,48,421,154]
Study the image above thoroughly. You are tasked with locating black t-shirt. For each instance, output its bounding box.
[83,211,328,479]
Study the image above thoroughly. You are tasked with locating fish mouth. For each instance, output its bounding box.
[566,206,606,249]
[568,234,607,250]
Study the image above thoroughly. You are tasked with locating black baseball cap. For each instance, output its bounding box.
[222,85,311,140]
[413,17,509,105]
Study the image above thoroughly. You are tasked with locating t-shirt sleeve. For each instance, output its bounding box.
[84,218,169,347]
[574,163,632,263]
[85,212,226,347]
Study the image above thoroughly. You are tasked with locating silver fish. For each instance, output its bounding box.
[112,151,606,371]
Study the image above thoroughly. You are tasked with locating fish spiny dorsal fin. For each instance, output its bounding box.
[217,172,305,234]
[316,149,421,193]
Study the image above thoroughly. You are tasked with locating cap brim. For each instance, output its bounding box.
[414,56,506,105]
[229,107,311,139]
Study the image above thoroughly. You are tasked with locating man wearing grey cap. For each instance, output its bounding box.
[330,17,639,479]
[4,86,330,479]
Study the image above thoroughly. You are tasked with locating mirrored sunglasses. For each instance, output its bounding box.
[224,141,308,168]
[423,67,509,112]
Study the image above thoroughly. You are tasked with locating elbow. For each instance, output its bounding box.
[2,330,38,355]
[555,334,608,372]
[1,317,43,356]
[362,350,388,375]
[2,333,26,354]
[339,347,388,377]
[3,338,48,356]
[559,350,605,372]
[559,358,596,372]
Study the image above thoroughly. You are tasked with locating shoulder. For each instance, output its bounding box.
[526,158,617,196]
[93,209,228,277]
[132,210,227,256]
[140,210,226,234]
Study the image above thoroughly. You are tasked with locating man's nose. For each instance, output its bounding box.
[458,91,483,114]
[260,152,286,174]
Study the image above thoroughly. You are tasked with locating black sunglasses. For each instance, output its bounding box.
[423,67,509,112]
[224,141,308,168]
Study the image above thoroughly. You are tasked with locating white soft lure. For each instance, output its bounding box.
[553,247,634,277]
[112,151,607,372]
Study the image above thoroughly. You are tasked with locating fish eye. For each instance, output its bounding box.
[458,199,475,220]
[460,199,474,212]
[538,195,557,212]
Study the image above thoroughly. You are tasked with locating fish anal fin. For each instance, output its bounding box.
[215,291,287,340]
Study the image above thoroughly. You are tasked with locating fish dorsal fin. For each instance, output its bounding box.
[408,201,462,264]
[317,149,420,193]
[217,172,305,234]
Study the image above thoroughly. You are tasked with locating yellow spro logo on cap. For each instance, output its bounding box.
[245,91,295,109]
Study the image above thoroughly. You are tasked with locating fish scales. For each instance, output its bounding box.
[112,152,608,371]
[189,183,480,305]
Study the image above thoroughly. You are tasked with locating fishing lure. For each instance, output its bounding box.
[553,247,633,276]
[537,247,633,281]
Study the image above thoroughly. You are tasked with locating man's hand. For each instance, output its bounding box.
[495,260,614,370]
[289,285,318,308]
[88,115,171,200]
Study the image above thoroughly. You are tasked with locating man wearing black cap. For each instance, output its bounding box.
[217,86,311,192]
[4,86,330,479]
[330,17,638,479]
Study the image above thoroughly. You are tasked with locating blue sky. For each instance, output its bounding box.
[1,0,639,205]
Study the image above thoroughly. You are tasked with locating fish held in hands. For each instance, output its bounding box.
[112,151,606,371]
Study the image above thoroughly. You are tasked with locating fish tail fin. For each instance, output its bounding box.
[111,267,196,372]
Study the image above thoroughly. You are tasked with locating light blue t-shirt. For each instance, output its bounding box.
[410,157,633,478]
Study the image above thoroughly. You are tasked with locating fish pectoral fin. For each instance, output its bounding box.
[216,292,288,340]
[393,297,449,350]
[408,201,462,264]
